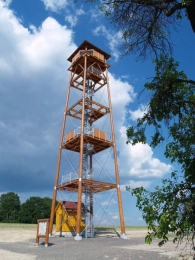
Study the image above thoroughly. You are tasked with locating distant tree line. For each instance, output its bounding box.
[0,192,56,223]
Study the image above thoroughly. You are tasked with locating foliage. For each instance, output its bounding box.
[127,173,195,247]
[0,192,20,223]
[0,192,54,224]
[126,55,195,246]
[19,196,53,224]
[127,55,195,179]
[83,0,195,59]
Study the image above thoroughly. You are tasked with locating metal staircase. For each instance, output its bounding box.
[83,81,94,238]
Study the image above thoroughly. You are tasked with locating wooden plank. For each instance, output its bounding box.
[94,50,99,59]
[66,130,74,142]
[66,132,69,142]
[100,131,106,140]
[94,129,99,139]
[72,52,79,63]
[99,54,104,61]
[70,131,74,139]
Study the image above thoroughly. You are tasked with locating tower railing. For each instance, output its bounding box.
[88,66,102,77]
[72,49,105,64]
[64,127,111,143]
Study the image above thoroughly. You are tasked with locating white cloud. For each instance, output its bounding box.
[121,75,130,80]
[65,15,77,28]
[112,214,119,220]
[76,8,85,16]
[41,0,85,27]
[90,7,103,21]
[129,104,146,121]
[0,0,172,198]
[0,0,76,191]
[65,8,85,27]
[93,25,122,62]
[109,73,136,132]
[117,127,172,180]
[3,0,12,5]
[41,0,67,12]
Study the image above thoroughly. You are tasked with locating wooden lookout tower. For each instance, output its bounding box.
[49,40,126,240]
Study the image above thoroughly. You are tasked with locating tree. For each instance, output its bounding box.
[0,192,20,223]
[83,0,195,59]
[126,55,195,246]
[19,197,53,224]
[127,173,195,246]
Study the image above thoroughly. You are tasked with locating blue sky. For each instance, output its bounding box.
[0,0,195,226]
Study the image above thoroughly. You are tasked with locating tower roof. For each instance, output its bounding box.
[67,40,111,62]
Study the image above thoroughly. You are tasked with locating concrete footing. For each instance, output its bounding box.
[120,233,128,239]
[74,234,82,241]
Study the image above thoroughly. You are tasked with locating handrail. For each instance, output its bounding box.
[64,127,111,143]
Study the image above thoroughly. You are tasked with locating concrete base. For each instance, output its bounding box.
[74,234,82,241]
[49,234,53,237]
[45,244,48,247]
[120,233,128,239]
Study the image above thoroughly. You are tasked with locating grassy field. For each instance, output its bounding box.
[95,226,147,231]
[0,223,37,230]
[0,223,147,230]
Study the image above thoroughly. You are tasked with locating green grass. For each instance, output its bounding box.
[0,223,147,231]
[0,223,37,229]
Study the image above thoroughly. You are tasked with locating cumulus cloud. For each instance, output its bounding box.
[109,73,136,128]
[0,0,172,199]
[93,25,122,62]
[0,0,76,192]
[117,126,172,180]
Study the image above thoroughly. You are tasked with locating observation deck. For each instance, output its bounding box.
[57,179,117,193]
[62,127,113,154]
[67,40,110,86]
[66,98,110,123]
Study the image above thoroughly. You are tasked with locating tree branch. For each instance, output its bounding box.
[172,78,195,85]
[162,3,186,17]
